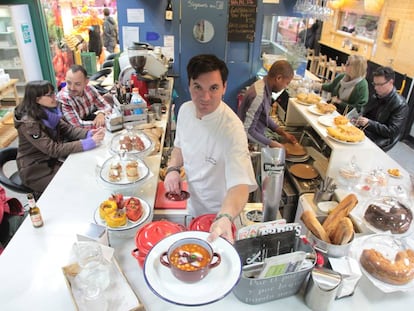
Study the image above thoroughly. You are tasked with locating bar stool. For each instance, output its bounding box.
[325,59,344,82]
[306,49,319,74]
[315,54,328,79]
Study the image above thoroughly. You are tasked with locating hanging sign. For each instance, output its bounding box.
[227,0,257,42]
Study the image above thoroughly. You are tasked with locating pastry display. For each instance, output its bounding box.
[334,115,349,125]
[126,161,139,182]
[360,248,414,285]
[316,102,336,114]
[109,167,122,182]
[364,201,413,234]
[388,168,401,177]
[323,193,358,240]
[327,124,365,142]
[296,93,322,105]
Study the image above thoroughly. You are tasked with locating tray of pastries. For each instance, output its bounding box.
[99,154,149,185]
[109,130,154,157]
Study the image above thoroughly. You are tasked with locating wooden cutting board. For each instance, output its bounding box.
[154,181,188,209]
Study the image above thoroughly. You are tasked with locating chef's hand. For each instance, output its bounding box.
[164,171,181,194]
[208,216,234,244]
[284,132,298,144]
[93,113,106,128]
[269,140,284,148]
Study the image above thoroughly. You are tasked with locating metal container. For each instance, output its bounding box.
[304,267,342,311]
[261,147,285,221]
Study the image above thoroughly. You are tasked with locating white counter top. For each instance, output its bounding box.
[1,96,414,310]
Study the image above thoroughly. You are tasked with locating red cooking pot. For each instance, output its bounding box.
[188,214,237,239]
[132,220,185,267]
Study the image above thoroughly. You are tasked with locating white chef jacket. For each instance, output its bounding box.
[175,100,258,216]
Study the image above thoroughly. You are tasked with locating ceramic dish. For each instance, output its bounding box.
[327,134,365,145]
[289,163,319,179]
[99,156,149,185]
[109,130,153,156]
[143,231,241,306]
[94,197,150,231]
[318,115,335,127]
[350,234,414,293]
[308,105,332,116]
[165,190,190,201]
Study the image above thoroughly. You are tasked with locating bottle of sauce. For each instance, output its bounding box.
[165,0,173,21]
[28,193,44,228]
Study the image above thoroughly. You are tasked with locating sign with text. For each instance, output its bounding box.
[227,0,257,42]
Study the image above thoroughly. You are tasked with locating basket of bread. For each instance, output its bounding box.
[301,194,358,257]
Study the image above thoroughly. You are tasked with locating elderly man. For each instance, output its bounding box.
[356,66,408,151]
[57,65,110,129]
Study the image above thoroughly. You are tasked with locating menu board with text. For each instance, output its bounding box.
[227,0,257,42]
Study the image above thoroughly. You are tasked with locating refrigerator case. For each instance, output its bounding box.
[0,4,42,101]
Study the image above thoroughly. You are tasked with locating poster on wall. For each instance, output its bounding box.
[227,0,257,42]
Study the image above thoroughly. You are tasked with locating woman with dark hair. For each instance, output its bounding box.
[14,80,105,195]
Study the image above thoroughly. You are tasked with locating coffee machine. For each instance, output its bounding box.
[128,43,150,99]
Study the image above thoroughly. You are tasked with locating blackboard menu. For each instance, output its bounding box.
[227,0,257,42]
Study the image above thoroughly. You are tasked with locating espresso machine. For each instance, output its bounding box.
[128,43,150,99]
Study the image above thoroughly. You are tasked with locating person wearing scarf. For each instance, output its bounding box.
[321,54,369,114]
[14,80,105,196]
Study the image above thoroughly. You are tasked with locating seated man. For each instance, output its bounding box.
[238,60,297,148]
[356,66,408,151]
[57,65,111,129]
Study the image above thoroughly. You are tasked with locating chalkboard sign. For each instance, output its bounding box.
[228,0,257,42]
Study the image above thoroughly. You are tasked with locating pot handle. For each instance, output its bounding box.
[209,252,221,269]
[160,251,171,268]
[131,248,140,259]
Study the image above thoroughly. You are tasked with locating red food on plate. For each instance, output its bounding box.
[125,197,143,221]
[109,193,124,209]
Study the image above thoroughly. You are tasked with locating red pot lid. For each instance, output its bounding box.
[135,220,184,254]
[188,214,237,238]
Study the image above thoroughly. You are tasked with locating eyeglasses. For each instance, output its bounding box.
[372,80,390,87]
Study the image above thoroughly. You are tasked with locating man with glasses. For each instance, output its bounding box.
[356,66,408,151]
[57,65,111,129]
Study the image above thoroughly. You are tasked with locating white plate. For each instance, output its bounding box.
[308,105,331,116]
[143,231,242,306]
[318,115,335,127]
[327,133,365,145]
[293,98,313,106]
[109,130,153,157]
[350,234,414,293]
[99,156,149,185]
[94,196,150,232]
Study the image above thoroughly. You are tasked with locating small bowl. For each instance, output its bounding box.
[160,237,221,283]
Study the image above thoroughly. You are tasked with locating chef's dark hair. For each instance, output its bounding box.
[373,66,395,82]
[15,80,55,121]
[186,54,228,86]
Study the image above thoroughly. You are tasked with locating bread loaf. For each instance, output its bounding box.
[323,194,358,239]
[360,248,414,285]
[331,217,354,245]
[301,210,331,243]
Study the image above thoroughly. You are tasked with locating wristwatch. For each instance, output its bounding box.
[165,166,181,175]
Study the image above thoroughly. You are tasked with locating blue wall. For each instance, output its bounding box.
[116,0,296,112]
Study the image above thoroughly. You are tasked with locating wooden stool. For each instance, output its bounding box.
[306,49,319,74]
[326,59,344,81]
[315,55,328,79]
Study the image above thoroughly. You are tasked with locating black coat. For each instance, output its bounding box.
[362,88,408,150]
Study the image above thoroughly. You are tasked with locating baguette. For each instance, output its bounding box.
[301,210,331,243]
[323,193,358,239]
[331,217,354,245]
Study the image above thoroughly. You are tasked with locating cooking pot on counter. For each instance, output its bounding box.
[132,220,185,267]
